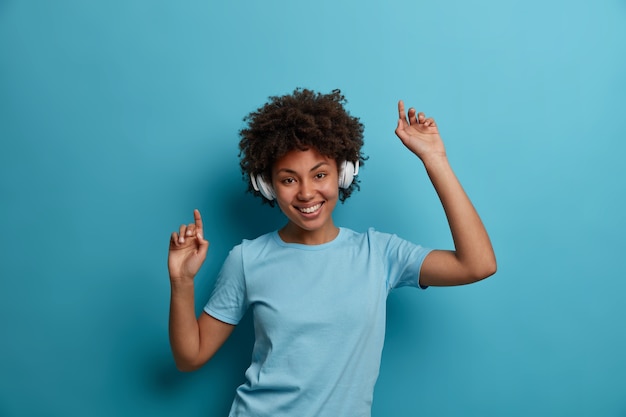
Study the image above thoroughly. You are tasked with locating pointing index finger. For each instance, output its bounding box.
[398,100,407,121]
[193,209,203,233]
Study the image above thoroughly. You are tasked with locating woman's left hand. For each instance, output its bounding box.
[394,100,446,162]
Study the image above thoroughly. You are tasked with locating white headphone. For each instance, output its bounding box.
[250,160,359,201]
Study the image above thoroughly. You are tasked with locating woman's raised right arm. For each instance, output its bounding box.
[168,209,235,371]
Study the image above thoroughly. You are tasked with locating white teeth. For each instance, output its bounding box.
[299,203,322,214]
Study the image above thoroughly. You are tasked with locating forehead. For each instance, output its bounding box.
[272,148,336,172]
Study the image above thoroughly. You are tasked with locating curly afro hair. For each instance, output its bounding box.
[239,88,366,205]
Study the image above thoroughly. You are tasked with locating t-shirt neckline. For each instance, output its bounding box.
[272,227,345,250]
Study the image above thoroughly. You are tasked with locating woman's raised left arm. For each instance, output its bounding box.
[394,100,496,286]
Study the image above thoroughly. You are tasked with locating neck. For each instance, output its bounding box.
[278,223,339,245]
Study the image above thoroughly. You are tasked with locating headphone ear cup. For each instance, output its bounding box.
[250,174,276,200]
[338,160,359,189]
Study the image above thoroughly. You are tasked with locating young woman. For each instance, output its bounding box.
[168,89,496,417]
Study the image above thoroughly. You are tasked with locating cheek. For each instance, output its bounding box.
[275,189,295,207]
[321,182,340,200]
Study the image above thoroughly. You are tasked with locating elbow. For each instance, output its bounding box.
[173,356,206,373]
[487,253,498,277]
[175,362,200,373]
[470,256,497,283]
[482,260,497,280]
[459,253,496,284]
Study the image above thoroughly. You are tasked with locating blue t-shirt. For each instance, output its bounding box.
[204,227,431,417]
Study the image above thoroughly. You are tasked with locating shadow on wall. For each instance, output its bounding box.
[149,179,282,412]
[147,314,255,416]
[89,172,281,414]
[99,164,284,414]
[220,174,285,241]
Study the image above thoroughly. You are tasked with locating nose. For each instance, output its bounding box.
[297,179,314,201]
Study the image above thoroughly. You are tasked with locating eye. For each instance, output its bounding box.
[315,172,327,179]
[281,177,295,185]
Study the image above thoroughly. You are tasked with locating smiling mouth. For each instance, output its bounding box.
[298,203,323,214]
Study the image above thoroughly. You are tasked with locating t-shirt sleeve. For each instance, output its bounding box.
[370,228,433,291]
[203,244,248,325]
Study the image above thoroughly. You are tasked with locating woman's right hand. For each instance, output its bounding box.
[168,209,210,282]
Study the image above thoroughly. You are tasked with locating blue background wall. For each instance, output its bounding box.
[1,1,625,416]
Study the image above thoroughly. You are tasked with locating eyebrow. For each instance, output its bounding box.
[276,162,329,175]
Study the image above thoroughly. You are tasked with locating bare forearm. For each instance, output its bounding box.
[423,154,496,280]
[169,280,202,371]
